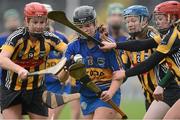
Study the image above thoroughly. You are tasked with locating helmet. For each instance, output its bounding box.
[24,2,47,18]
[123,5,149,18]
[108,3,124,16]
[123,5,150,37]
[73,6,96,25]
[154,1,180,19]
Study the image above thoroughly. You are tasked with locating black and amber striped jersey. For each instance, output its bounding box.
[1,27,67,91]
[121,26,159,104]
[156,25,180,79]
[122,50,157,103]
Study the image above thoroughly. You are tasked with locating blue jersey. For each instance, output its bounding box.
[110,35,128,70]
[0,33,8,46]
[0,33,9,85]
[45,31,69,93]
[65,31,121,97]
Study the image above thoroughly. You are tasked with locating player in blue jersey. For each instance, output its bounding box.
[64,6,122,119]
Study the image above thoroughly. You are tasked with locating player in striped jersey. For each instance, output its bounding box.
[100,1,180,119]
[0,2,67,119]
[115,5,159,110]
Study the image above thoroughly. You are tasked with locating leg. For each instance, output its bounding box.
[1,86,23,119]
[69,99,81,120]
[48,105,65,120]
[82,114,93,120]
[28,112,48,119]
[163,99,180,119]
[93,107,116,120]
[143,100,170,119]
[23,87,48,119]
[2,104,23,119]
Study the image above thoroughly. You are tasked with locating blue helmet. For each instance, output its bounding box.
[123,5,149,18]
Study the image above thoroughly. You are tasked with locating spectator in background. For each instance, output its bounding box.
[107,3,129,43]
[0,9,21,47]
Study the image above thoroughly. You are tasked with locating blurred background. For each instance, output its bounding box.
[0,0,168,34]
[0,0,168,119]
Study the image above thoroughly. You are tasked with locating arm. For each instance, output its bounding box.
[0,50,28,79]
[125,51,166,77]
[57,68,69,82]
[57,42,76,82]
[116,38,158,51]
[153,70,174,101]
[158,70,174,88]
[100,38,158,51]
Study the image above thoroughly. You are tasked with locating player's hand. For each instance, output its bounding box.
[99,41,117,50]
[18,68,29,80]
[100,90,114,102]
[98,24,108,36]
[153,86,164,101]
[112,69,126,80]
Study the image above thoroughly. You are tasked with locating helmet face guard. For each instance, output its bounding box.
[123,5,150,36]
[153,1,180,34]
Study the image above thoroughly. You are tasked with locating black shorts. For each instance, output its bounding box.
[163,87,180,107]
[1,86,48,116]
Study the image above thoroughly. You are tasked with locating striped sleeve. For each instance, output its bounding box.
[156,27,178,54]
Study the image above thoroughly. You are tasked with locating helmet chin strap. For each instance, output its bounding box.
[30,32,43,39]
[158,28,169,35]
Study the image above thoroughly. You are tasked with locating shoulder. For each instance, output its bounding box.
[6,27,27,45]
[7,27,26,41]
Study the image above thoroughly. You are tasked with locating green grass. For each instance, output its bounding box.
[58,99,146,119]
[121,99,146,119]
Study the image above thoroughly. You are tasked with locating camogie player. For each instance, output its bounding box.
[106,5,160,111]
[0,2,67,119]
[64,6,122,119]
[100,1,180,119]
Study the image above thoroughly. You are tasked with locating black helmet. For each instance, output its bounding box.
[73,6,96,25]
